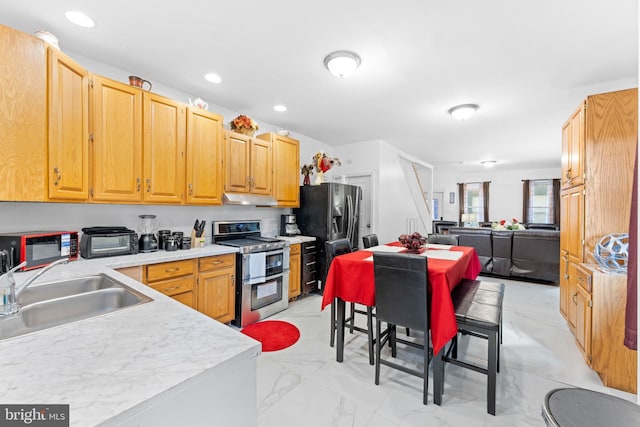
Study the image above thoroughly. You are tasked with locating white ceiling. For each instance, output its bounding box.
[2,0,638,172]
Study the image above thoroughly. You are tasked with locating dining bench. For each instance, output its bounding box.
[434,279,505,415]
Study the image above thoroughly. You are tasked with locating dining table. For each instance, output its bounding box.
[321,242,482,362]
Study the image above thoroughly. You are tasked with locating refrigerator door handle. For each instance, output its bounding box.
[346,194,354,245]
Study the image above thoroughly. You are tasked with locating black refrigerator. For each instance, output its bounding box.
[294,182,362,291]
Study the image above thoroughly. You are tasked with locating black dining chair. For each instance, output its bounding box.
[427,234,459,245]
[362,234,379,249]
[325,238,375,364]
[373,252,432,405]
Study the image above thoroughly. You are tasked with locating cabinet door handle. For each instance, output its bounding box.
[146,178,151,192]
[53,167,61,186]
[136,177,141,192]
[305,261,316,266]
[246,176,251,187]
[210,260,223,265]
[165,267,180,273]
[572,293,577,304]
[163,285,182,292]
[188,183,193,195]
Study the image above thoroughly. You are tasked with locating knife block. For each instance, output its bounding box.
[191,229,205,248]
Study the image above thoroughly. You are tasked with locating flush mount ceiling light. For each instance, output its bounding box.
[323,50,361,78]
[65,11,95,28]
[481,160,497,168]
[448,103,479,120]
[273,105,287,112]
[204,73,222,84]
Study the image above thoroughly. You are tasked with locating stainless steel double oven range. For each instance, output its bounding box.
[213,220,289,328]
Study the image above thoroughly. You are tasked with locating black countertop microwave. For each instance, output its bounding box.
[80,227,139,259]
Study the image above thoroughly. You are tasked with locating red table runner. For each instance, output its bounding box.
[321,245,482,354]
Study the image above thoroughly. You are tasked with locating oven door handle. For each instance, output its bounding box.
[264,249,284,257]
[264,272,285,281]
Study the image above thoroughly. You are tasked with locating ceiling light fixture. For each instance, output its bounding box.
[204,73,222,84]
[323,50,361,78]
[481,160,497,168]
[448,103,479,120]
[273,105,287,112]
[65,11,95,28]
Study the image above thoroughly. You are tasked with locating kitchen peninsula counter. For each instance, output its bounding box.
[0,245,260,427]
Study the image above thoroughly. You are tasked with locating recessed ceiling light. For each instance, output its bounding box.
[448,103,479,120]
[204,73,222,84]
[481,160,497,168]
[65,11,95,28]
[323,51,361,78]
[273,105,287,112]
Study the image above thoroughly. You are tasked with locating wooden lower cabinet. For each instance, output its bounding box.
[197,254,236,323]
[577,264,637,393]
[288,244,301,299]
[574,265,592,364]
[143,259,196,309]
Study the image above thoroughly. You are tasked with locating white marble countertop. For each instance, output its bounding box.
[0,245,261,426]
[275,235,317,244]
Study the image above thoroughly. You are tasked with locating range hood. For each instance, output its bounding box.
[223,193,278,206]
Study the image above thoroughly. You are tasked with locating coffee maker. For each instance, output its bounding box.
[280,214,301,236]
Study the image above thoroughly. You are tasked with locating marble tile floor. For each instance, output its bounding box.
[254,277,637,427]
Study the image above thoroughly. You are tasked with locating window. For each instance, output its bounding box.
[523,179,560,224]
[459,182,489,223]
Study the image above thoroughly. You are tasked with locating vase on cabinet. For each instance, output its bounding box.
[313,171,324,185]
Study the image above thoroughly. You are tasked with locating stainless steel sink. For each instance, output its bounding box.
[17,274,122,305]
[0,275,152,340]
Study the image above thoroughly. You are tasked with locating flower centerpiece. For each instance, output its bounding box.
[230,115,259,136]
[492,218,526,230]
[311,151,341,184]
[398,232,427,253]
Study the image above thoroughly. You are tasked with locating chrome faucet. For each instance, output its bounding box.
[0,258,69,316]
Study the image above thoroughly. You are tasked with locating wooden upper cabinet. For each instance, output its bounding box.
[224,130,272,195]
[186,108,224,205]
[90,75,143,202]
[561,103,585,189]
[47,48,89,201]
[0,25,47,201]
[258,133,300,207]
[224,130,251,192]
[565,185,584,263]
[143,92,186,204]
[250,137,272,195]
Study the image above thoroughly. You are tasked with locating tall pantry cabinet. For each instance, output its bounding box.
[559,88,637,393]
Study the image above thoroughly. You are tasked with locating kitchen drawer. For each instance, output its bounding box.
[199,253,235,272]
[146,259,195,282]
[576,265,592,293]
[302,242,317,252]
[302,257,317,271]
[302,252,316,264]
[302,270,316,282]
[290,243,301,255]
[149,276,194,297]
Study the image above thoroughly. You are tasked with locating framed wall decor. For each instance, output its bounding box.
[449,192,455,204]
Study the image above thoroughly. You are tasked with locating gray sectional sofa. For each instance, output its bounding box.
[445,227,560,283]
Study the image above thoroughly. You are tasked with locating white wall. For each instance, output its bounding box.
[434,167,561,223]
[0,203,286,240]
